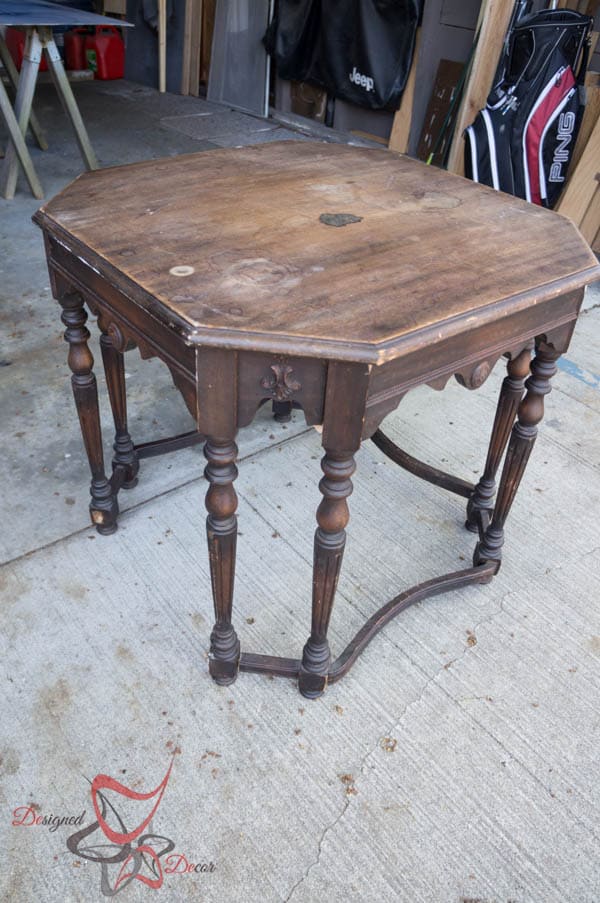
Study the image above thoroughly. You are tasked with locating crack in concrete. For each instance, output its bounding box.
[368,590,510,739]
[282,593,511,902]
[392,583,600,850]
[324,582,600,883]
[552,383,600,420]
[283,795,352,903]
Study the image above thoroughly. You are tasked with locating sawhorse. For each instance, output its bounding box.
[0,26,97,199]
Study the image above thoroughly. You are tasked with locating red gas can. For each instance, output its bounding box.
[84,26,124,80]
[5,27,48,72]
[64,28,90,71]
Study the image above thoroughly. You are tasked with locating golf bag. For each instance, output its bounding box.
[465,9,593,208]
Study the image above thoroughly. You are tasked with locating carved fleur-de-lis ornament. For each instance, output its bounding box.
[261,362,301,401]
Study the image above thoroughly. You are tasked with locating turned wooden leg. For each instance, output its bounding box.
[299,450,356,698]
[272,400,292,423]
[204,438,240,685]
[100,330,139,489]
[59,292,118,535]
[474,343,560,568]
[466,343,533,532]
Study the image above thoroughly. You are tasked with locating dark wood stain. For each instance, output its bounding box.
[34,141,599,362]
[35,141,600,698]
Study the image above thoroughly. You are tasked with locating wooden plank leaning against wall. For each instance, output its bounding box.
[180,0,203,96]
[387,29,422,153]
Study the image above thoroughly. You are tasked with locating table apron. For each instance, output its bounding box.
[46,242,198,399]
[45,236,584,442]
[363,288,582,438]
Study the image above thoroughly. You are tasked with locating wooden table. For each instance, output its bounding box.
[34,142,600,698]
[0,0,132,199]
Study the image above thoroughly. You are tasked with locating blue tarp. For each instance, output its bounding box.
[0,1,132,26]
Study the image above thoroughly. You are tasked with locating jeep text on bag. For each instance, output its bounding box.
[264,0,421,111]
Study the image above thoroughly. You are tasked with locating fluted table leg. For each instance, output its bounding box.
[298,361,371,698]
[299,451,356,698]
[475,342,560,568]
[59,292,117,534]
[204,437,241,685]
[466,343,532,531]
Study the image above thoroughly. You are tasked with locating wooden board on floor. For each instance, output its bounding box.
[557,0,599,11]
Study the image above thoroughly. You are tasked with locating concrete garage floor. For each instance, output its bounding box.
[1,80,600,903]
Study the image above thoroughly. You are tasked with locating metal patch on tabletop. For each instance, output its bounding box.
[319,212,363,227]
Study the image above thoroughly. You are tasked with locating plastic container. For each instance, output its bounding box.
[5,27,49,72]
[84,26,124,80]
[64,28,91,71]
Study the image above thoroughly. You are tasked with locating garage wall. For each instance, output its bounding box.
[125,0,186,93]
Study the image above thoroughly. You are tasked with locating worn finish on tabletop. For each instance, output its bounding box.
[34,141,600,698]
[35,142,597,361]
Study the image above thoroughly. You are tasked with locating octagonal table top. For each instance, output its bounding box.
[34,141,600,364]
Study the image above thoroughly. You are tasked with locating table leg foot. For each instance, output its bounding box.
[298,665,328,699]
[59,291,119,535]
[475,342,559,566]
[204,438,241,685]
[471,544,499,579]
[91,488,119,535]
[209,623,240,685]
[466,344,532,532]
[299,628,330,697]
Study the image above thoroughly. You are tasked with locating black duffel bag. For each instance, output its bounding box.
[264,0,421,111]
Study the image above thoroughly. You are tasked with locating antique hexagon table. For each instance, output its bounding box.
[34,142,600,698]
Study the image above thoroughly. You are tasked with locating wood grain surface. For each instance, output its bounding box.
[35,141,600,363]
